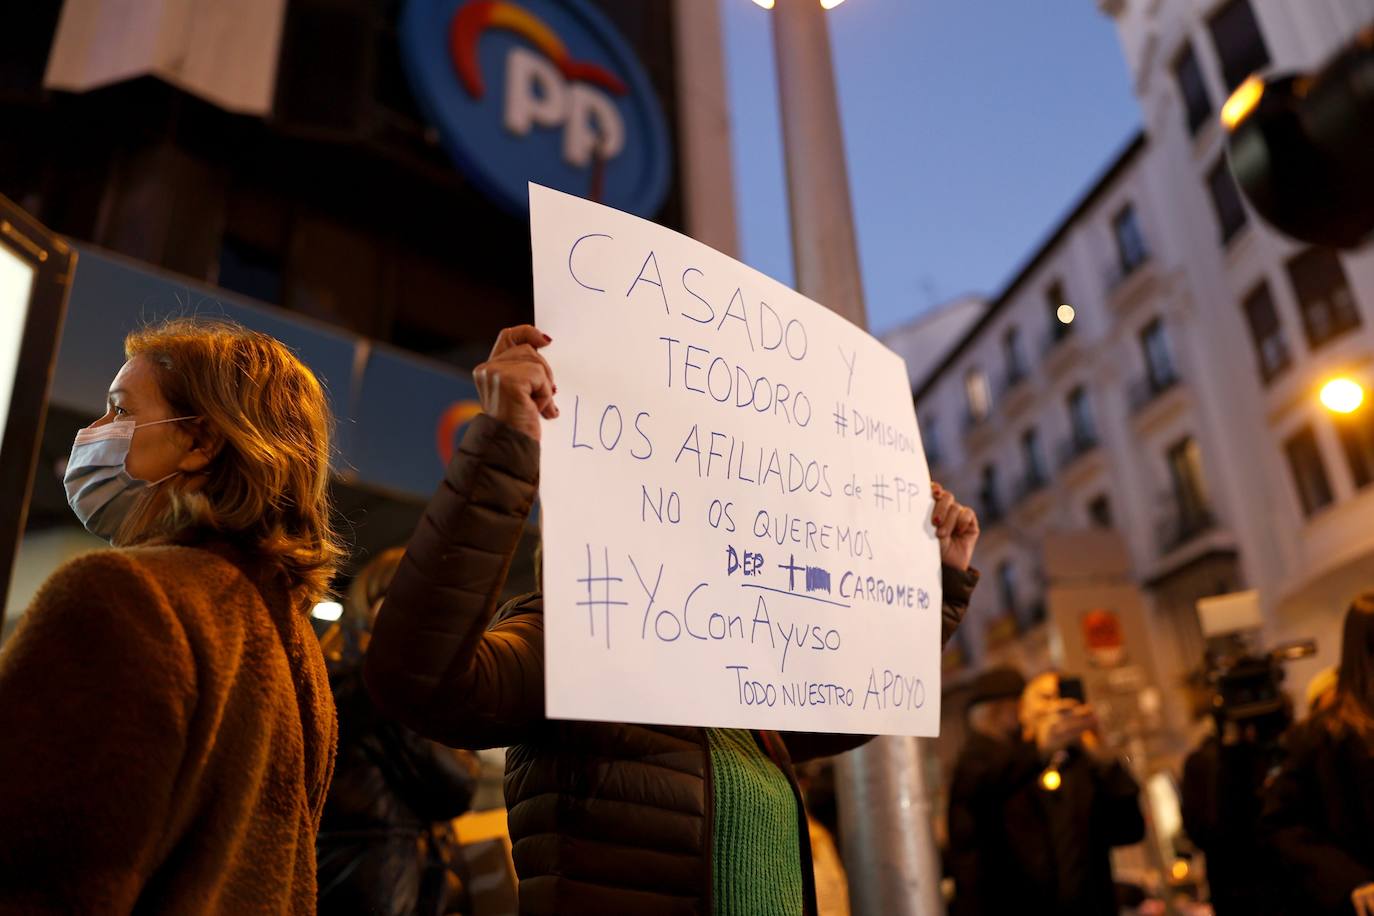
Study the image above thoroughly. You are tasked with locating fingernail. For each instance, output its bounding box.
[542,334,553,342]
[933,516,942,525]
[553,385,558,393]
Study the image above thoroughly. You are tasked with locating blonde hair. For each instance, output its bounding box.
[116,318,344,607]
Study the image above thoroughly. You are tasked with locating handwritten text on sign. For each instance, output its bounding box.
[532,184,941,736]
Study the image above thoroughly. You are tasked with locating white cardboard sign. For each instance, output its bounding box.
[531,184,942,736]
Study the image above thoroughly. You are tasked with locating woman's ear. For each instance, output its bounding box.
[176,419,225,473]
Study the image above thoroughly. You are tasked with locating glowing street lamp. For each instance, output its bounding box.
[1320,377,1366,414]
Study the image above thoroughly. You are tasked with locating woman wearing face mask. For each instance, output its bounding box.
[0,319,341,914]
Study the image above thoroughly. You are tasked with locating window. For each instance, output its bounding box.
[921,412,942,466]
[1088,494,1114,529]
[1175,43,1213,135]
[1003,327,1028,385]
[1113,205,1149,277]
[1047,281,1073,342]
[1287,249,1363,349]
[1208,157,1248,244]
[965,369,992,424]
[980,465,1003,522]
[997,561,1018,619]
[1208,0,1271,93]
[1241,282,1291,383]
[1336,411,1374,490]
[1022,427,1048,488]
[1141,319,1177,390]
[1167,436,1211,524]
[1068,386,1096,446]
[1284,426,1334,516]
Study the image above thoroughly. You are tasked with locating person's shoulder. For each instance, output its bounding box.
[42,547,161,598]
[493,590,544,625]
[1289,710,1372,757]
[21,548,196,666]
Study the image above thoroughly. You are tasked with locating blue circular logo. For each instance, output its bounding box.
[400,0,671,218]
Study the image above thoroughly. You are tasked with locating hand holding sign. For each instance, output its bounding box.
[531,183,959,736]
[473,324,560,441]
[932,482,979,572]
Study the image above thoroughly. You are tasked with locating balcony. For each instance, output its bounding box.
[1056,430,1100,470]
[1040,325,1076,358]
[1011,468,1050,506]
[994,364,1035,417]
[1103,250,1160,313]
[1038,326,1083,379]
[1106,247,1151,292]
[1128,362,1182,414]
[980,495,1006,528]
[1156,504,1217,556]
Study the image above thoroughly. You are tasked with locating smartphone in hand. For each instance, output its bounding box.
[1058,676,1085,703]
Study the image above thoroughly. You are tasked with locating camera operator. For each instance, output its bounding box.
[1180,651,1293,916]
[1263,592,1374,916]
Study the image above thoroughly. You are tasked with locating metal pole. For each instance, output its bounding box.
[769,3,942,913]
[770,0,867,328]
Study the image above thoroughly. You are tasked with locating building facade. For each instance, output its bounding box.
[918,0,1374,764]
[0,0,738,625]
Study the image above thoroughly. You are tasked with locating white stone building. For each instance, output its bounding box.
[915,0,1374,749]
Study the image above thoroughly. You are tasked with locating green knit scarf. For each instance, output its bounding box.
[706,728,805,916]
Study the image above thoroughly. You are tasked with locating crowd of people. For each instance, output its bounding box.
[0,315,1369,915]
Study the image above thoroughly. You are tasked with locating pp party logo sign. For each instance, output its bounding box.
[400,0,671,217]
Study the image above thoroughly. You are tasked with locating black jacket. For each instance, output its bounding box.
[1181,733,1285,916]
[366,414,977,915]
[1262,714,1374,916]
[318,661,479,916]
[947,734,1144,916]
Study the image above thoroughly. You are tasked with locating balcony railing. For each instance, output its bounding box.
[1128,362,1182,413]
[1156,504,1216,555]
[980,495,1006,528]
[1040,325,1076,358]
[1011,468,1050,505]
[1105,248,1152,293]
[1056,430,1100,468]
[996,362,1031,400]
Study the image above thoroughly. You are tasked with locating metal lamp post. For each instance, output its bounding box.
[747,1,942,913]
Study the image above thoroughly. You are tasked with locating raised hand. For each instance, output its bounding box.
[931,482,980,571]
[474,325,559,442]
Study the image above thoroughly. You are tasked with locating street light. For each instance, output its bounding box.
[1320,377,1366,414]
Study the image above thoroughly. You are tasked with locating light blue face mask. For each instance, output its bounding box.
[63,416,198,541]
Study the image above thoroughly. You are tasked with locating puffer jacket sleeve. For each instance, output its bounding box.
[782,564,979,764]
[365,414,543,750]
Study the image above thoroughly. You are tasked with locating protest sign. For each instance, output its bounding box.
[531,183,942,736]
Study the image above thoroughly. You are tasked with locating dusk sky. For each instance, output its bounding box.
[720,0,1143,334]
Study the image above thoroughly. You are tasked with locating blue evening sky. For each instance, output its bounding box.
[720,0,1142,334]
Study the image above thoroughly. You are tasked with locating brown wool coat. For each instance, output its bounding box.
[0,542,337,914]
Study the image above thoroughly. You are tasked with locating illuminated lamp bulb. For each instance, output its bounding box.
[1320,377,1365,414]
[311,601,344,621]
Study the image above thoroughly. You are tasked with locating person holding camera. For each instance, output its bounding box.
[947,670,1144,916]
[1180,656,1293,916]
[1263,592,1374,916]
